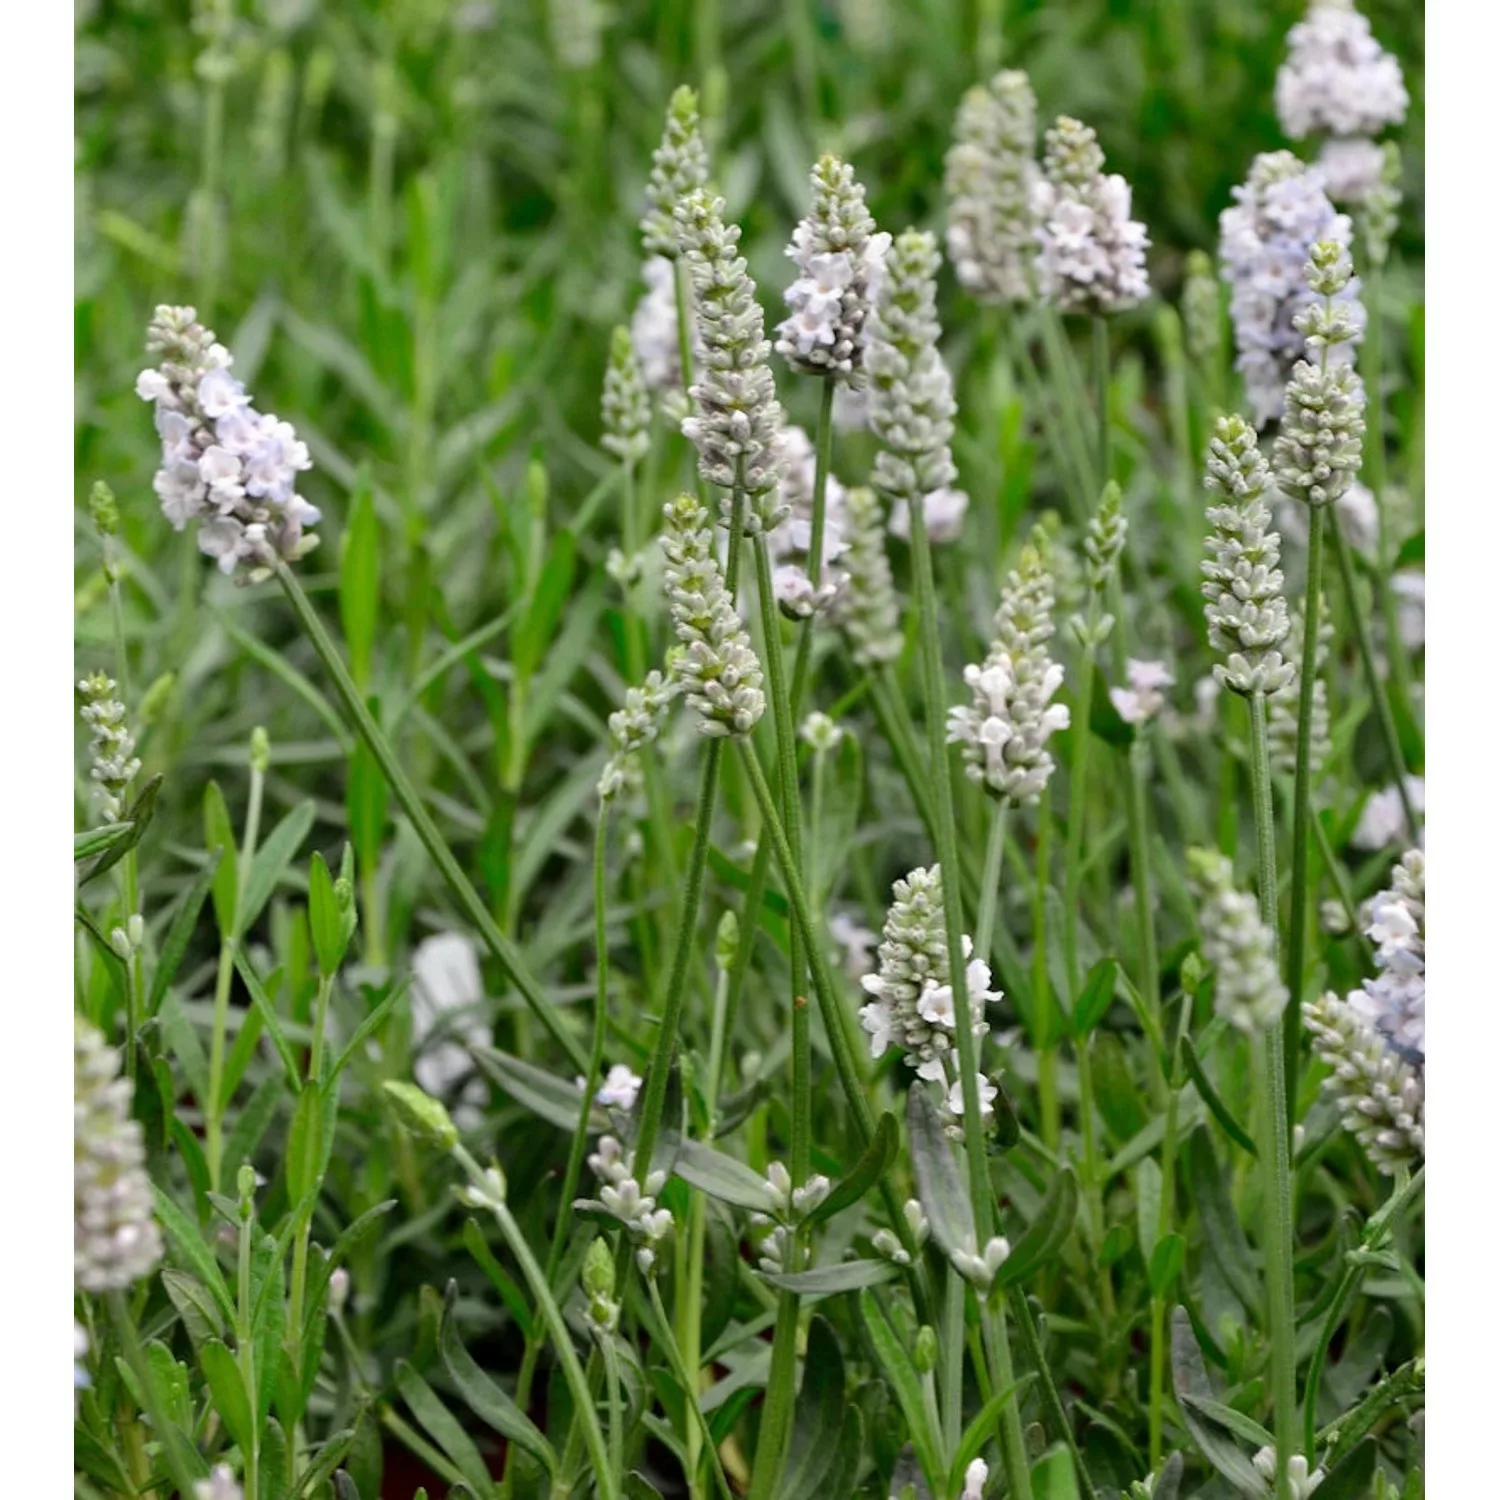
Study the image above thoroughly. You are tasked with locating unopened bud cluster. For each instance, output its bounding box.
[599,670,679,803]
[585,1135,674,1275]
[78,673,141,821]
[858,865,1001,1124]
[640,87,708,257]
[582,1237,619,1338]
[951,1233,1012,1293]
[676,190,786,523]
[944,70,1038,305]
[872,1198,931,1267]
[1031,116,1149,314]
[136,306,319,576]
[751,1160,832,1272]
[1187,849,1288,1034]
[948,545,1069,804]
[1182,250,1221,373]
[1201,415,1295,696]
[1269,604,1332,777]
[660,493,765,736]
[601,326,651,466]
[777,155,890,383]
[75,1016,163,1292]
[1070,484,1126,648]
[1252,1448,1326,1500]
[1305,849,1424,1171]
[833,486,904,666]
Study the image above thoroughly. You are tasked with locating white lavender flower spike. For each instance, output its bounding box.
[660,492,765,736]
[640,86,709,258]
[766,424,850,619]
[136,305,319,577]
[675,189,787,527]
[631,254,691,401]
[1201,414,1295,697]
[777,155,890,384]
[867,229,967,544]
[1275,0,1407,142]
[601,324,651,466]
[78,672,141,822]
[944,69,1039,306]
[1182,249,1221,373]
[1269,604,1332,778]
[599,669,680,802]
[1305,848,1425,1172]
[834,485,904,666]
[1031,115,1150,315]
[1217,153,1362,426]
[76,1015,164,1293]
[1187,848,1289,1034]
[948,542,1070,804]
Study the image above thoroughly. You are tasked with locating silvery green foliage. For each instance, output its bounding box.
[1315,135,1387,205]
[78,672,140,821]
[194,1466,245,1500]
[1360,143,1402,268]
[75,1016,164,1293]
[867,229,964,536]
[833,485,903,667]
[600,325,651,465]
[948,543,1070,804]
[943,69,1039,305]
[776,155,890,383]
[640,86,708,257]
[1269,603,1332,777]
[1187,848,1289,1034]
[660,493,765,736]
[1182,249,1221,372]
[136,305,319,576]
[599,669,680,802]
[1031,115,1150,314]
[1273,244,1367,510]
[675,189,787,526]
[1275,0,1407,140]
[1201,414,1296,696]
[857,865,1000,1117]
[767,425,850,619]
[1217,153,1361,426]
[585,1135,674,1275]
[1252,1449,1325,1500]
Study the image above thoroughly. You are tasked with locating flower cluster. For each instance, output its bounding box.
[1273,243,1367,510]
[765,425,850,618]
[585,1063,645,1112]
[887,486,970,545]
[751,1160,833,1272]
[1269,604,1332,778]
[871,1198,931,1267]
[1110,659,1175,725]
[1314,136,1387,206]
[944,70,1038,305]
[1031,116,1149,314]
[75,1015,164,1293]
[834,486,904,666]
[1306,847,1426,1156]
[630,255,690,406]
[800,710,844,755]
[948,544,1069,803]
[776,155,890,383]
[1217,153,1360,425]
[857,865,1001,1121]
[867,229,968,546]
[1252,1449,1326,1500]
[660,493,765,736]
[1187,849,1288,1034]
[1275,0,1407,141]
[1352,777,1424,851]
[1201,414,1295,696]
[78,672,141,821]
[136,305,319,576]
[676,189,787,524]
[585,1135,674,1274]
[598,670,680,802]
[640,86,708,257]
[600,325,651,465]
[951,1233,1012,1292]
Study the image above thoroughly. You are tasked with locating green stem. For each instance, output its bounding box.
[974,802,1009,969]
[454,1146,619,1500]
[1249,692,1298,1500]
[1329,516,1417,833]
[1093,315,1111,485]
[982,1298,1035,1500]
[941,1266,967,1452]
[1010,1290,1099,1500]
[275,565,588,1073]
[645,1278,737,1500]
[106,1290,203,1500]
[237,1186,261,1500]
[288,971,335,1353]
[1063,605,1101,1000]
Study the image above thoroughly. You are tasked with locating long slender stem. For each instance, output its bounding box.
[237,1183,261,1500]
[1010,1289,1099,1500]
[645,1279,737,1500]
[1093,315,1111,485]
[982,1298,1036,1500]
[974,803,1009,969]
[1249,691,1298,1500]
[275,564,587,1072]
[1063,604,1100,1000]
[107,1290,203,1500]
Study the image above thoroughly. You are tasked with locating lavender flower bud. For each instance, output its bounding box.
[1182,250,1221,373]
[676,190,787,527]
[640,86,709,258]
[660,493,765,736]
[1187,849,1288,1033]
[75,1016,163,1293]
[1201,415,1295,696]
[1269,603,1332,777]
[1275,0,1407,141]
[136,305,319,577]
[947,544,1069,804]
[1218,153,1362,426]
[944,70,1039,305]
[78,672,141,822]
[777,155,890,384]
[1252,1450,1326,1500]
[1360,143,1402,268]
[1031,116,1150,315]
[834,486,903,667]
[599,669,680,803]
[601,326,651,466]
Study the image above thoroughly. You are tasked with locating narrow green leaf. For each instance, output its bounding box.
[462,1219,534,1339]
[221,1074,283,1187]
[513,529,576,682]
[1184,1129,1260,1314]
[1170,1307,1269,1497]
[1149,1233,1186,1297]
[286,1084,326,1207]
[672,1137,775,1213]
[200,1339,254,1452]
[153,1187,235,1319]
[472,1046,607,1134]
[233,949,302,1091]
[308,851,343,977]
[77,776,162,889]
[949,1374,1038,1484]
[1137,1157,1162,1265]
[241,800,318,936]
[1072,958,1120,1036]
[859,1289,943,1494]
[809,1111,899,1227]
[74,821,134,862]
[161,1268,227,1349]
[393,1360,496,1500]
[781,1317,845,1500]
[759,1260,902,1302]
[1177,1393,1273,1451]
[998,1168,1079,1288]
[1179,1037,1257,1158]
[1030,1443,1082,1500]
[203,781,239,935]
[347,737,388,876]
[147,852,221,1015]
[339,472,381,691]
[331,979,410,1082]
